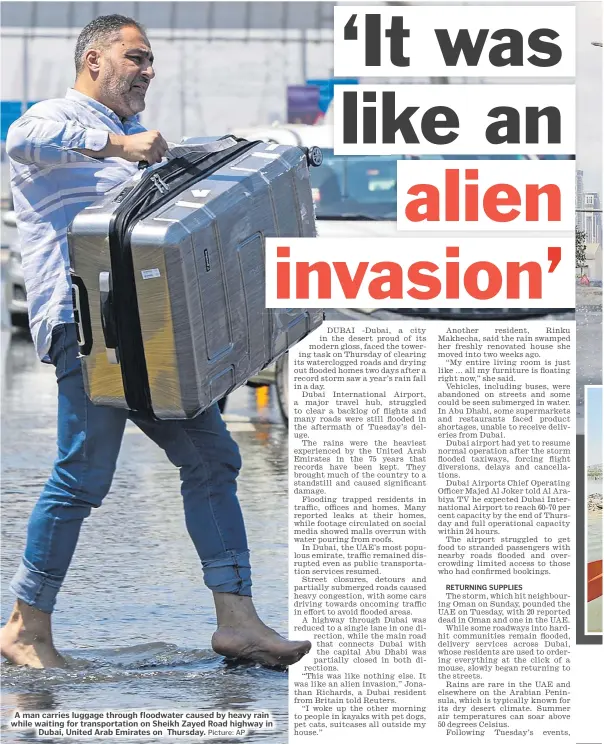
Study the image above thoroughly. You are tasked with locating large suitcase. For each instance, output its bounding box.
[68,136,323,419]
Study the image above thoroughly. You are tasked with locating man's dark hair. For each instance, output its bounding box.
[74,14,146,74]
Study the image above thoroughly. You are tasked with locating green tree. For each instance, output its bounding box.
[576,229,587,269]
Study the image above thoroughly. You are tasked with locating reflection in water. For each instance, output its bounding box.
[3,689,58,711]
[1,335,290,742]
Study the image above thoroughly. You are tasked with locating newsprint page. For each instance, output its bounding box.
[275,3,604,744]
[0,2,602,744]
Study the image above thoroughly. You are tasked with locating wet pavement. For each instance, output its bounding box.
[1,330,291,743]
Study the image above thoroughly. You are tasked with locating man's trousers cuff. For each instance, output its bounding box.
[203,550,252,596]
[9,559,61,614]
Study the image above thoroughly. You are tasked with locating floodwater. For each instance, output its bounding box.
[1,332,291,744]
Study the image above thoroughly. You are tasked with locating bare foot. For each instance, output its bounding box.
[212,593,311,667]
[0,600,66,669]
[212,625,311,667]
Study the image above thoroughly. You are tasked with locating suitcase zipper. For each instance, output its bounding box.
[135,142,258,221]
[150,173,169,194]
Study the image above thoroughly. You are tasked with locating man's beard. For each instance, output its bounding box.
[99,62,146,117]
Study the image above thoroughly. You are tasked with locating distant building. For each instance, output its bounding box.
[584,192,602,245]
[585,243,603,281]
[576,170,585,234]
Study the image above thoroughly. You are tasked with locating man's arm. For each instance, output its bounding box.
[6,116,110,165]
[82,131,169,163]
[6,116,168,166]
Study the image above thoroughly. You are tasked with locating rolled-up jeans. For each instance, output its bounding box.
[10,323,252,613]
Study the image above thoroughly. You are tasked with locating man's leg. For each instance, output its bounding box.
[132,404,311,667]
[1,324,128,668]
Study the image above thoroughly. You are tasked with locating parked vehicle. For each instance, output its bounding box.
[2,208,28,329]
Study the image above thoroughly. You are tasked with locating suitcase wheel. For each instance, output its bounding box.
[306,146,323,168]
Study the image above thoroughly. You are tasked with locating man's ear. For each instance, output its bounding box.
[83,48,102,74]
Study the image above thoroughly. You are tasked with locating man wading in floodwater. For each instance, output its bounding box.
[1,14,311,669]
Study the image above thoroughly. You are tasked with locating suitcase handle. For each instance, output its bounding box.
[137,136,247,170]
[70,273,93,356]
[99,271,120,364]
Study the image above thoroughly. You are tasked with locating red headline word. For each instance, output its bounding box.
[402,168,561,223]
[275,245,562,302]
